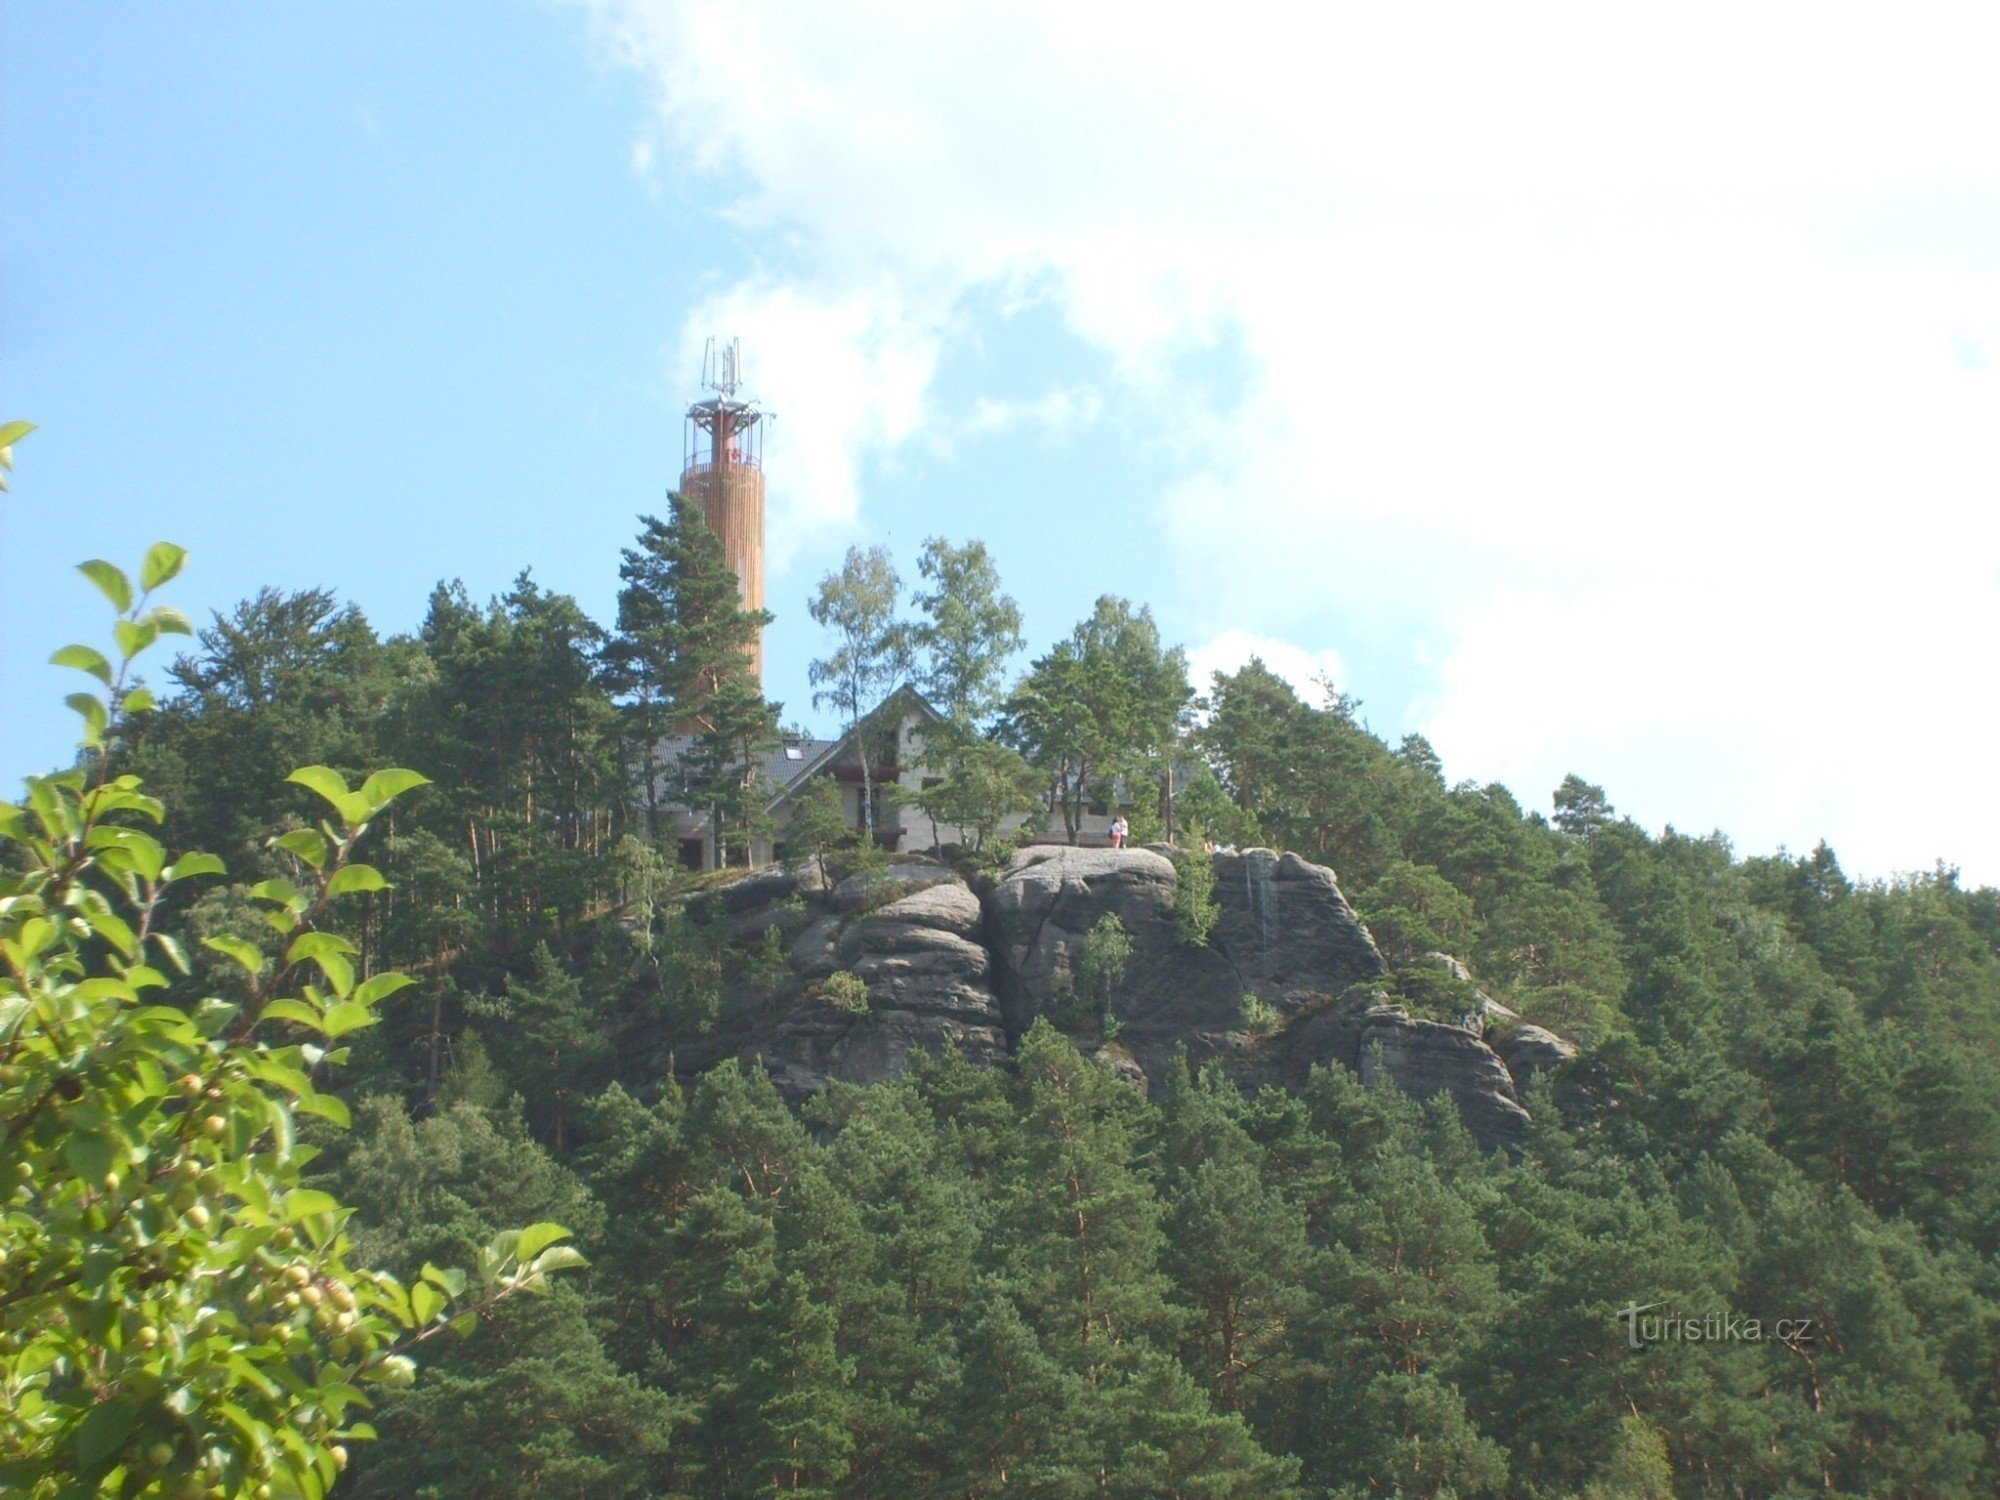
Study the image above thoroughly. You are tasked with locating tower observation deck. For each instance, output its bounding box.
[680,337,768,680]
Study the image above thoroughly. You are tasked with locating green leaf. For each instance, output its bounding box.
[64,1131,117,1185]
[283,1188,341,1222]
[14,916,55,958]
[50,643,112,684]
[514,1222,572,1263]
[286,931,357,964]
[202,935,266,976]
[151,930,190,974]
[112,617,158,661]
[410,1281,444,1325]
[261,998,324,1030]
[528,1244,590,1275]
[251,877,307,911]
[357,767,432,812]
[73,977,139,1005]
[166,851,227,881]
[326,863,387,897]
[314,950,355,998]
[272,828,330,870]
[66,691,109,745]
[140,541,189,591]
[88,825,166,882]
[77,558,133,613]
[121,686,156,715]
[320,1001,374,1038]
[82,905,140,960]
[0,419,35,448]
[145,603,193,636]
[295,1091,351,1128]
[287,765,352,810]
[73,1396,137,1480]
[352,972,415,1008]
[243,1053,313,1096]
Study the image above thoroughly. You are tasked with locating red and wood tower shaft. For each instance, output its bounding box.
[679,337,767,680]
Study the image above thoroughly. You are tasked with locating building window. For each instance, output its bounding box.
[783,741,804,760]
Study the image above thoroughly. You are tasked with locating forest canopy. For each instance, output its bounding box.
[10,497,2000,1497]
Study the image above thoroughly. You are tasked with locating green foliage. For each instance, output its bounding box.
[1581,1414,1675,1499]
[1001,596,1191,844]
[1171,764,1262,852]
[1169,838,1219,946]
[1239,994,1281,1036]
[609,499,778,859]
[0,553,580,1498]
[785,774,849,887]
[909,536,1024,728]
[808,547,909,837]
[1078,913,1132,1017]
[1198,659,1404,883]
[819,970,870,1015]
[902,731,1040,856]
[1356,857,1480,967]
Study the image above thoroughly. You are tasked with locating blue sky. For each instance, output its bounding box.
[9,2,2000,884]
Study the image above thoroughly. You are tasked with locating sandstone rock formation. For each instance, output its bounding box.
[1495,1023,1580,1092]
[676,857,1007,1099]
[668,846,1564,1152]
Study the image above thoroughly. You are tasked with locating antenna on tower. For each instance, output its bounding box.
[681,335,769,684]
[701,336,744,399]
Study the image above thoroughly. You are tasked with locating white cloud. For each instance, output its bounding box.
[572,0,2000,879]
[963,387,1103,438]
[1188,629,1347,706]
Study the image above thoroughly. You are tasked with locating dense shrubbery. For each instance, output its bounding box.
[0,543,579,1498]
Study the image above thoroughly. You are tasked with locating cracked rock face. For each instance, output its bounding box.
[984,847,1529,1151]
[681,859,1008,1101]
[1354,1008,1534,1148]
[673,847,1549,1151]
[1209,849,1391,1004]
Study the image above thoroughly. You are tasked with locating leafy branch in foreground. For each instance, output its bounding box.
[0,537,582,1499]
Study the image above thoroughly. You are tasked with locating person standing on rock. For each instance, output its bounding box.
[1109,813,1129,849]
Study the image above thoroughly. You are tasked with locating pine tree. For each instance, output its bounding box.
[609,498,777,851]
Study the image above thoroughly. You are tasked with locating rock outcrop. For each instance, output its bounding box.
[1496,1023,1579,1092]
[1211,848,1391,1003]
[984,845,1393,1078]
[676,857,1008,1100]
[668,846,1561,1152]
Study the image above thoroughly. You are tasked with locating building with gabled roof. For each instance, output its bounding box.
[656,684,949,871]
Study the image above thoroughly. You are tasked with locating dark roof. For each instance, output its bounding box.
[773,684,945,810]
[656,684,945,813]
[655,733,836,796]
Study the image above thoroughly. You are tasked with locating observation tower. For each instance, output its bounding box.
[680,337,768,679]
